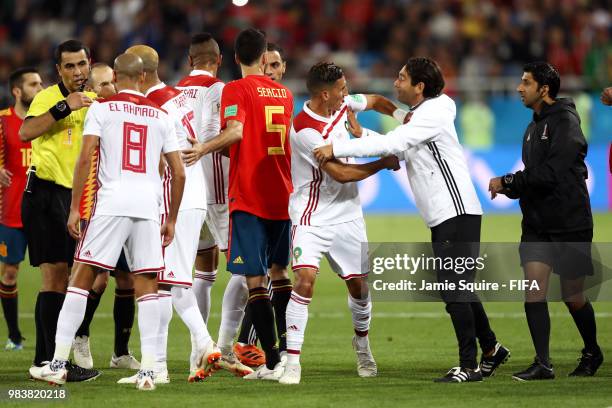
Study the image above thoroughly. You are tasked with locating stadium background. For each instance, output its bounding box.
[0,1,611,406]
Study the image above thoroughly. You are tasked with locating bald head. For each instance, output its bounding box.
[189,33,220,67]
[125,45,159,72]
[113,53,144,81]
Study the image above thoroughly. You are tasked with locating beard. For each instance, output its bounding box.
[21,95,34,108]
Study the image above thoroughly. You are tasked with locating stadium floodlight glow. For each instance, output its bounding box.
[232,0,249,6]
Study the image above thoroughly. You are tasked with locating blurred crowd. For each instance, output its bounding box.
[0,0,610,105]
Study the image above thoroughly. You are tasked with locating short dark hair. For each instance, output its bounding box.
[267,42,285,62]
[234,28,266,66]
[405,57,445,98]
[191,32,213,45]
[9,67,39,92]
[54,39,90,64]
[306,62,344,95]
[523,61,560,98]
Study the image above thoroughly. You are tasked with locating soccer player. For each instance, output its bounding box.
[182,28,293,381]
[76,63,140,370]
[489,62,603,380]
[19,39,99,382]
[0,68,43,351]
[314,57,509,383]
[30,53,186,391]
[235,41,288,368]
[279,62,402,385]
[124,44,220,383]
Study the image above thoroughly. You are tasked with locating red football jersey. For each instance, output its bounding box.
[0,107,30,228]
[220,75,293,220]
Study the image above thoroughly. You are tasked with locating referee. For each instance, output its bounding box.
[489,62,602,381]
[19,39,99,381]
[314,57,509,383]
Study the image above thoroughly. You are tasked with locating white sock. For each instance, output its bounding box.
[194,269,216,324]
[285,291,311,365]
[171,286,212,350]
[137,293,161,371]
[217,274,248,353]
[189,334,197,372]
[155,290,172,372]
[348,292,371,347]
[54,287,89,361]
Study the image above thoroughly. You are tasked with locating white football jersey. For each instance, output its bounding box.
[145,82,206,213]
[82,89,179,221]
[176,70,229,205]
[289,94,368,226]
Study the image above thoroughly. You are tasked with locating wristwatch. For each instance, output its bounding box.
[56,100,68,112]
[501,173,514,188]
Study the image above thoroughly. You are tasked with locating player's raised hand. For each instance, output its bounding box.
[66,92,93,110]
[182,136,206,166]
[67,209,81,239]
[0,168,12,187]
[313,144,334,165]
[381,155,401,171]
[346,109,363,138]
[161,220,175,247]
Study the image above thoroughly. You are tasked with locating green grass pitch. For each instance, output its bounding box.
[1,213,611,407]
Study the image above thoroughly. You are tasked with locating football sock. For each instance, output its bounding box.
[54,287,88,361]
[525,302,551,366]
[34,294,45,365]
[248,287,280,369]
[155,291,172,372]
[237,304,256,345]
[113,288,135,357]
[217,274,247,353]
[285,291,311,365]
[0,282,21,343]
[445,302,478,369]
[40,291,65,361]
[568,301,600,353]
[271,278,292,352]
[470,301,497,353]
[171,286,212,349]
[348,293,372,348]
[137,293,160,371]
[193,269,216,324]
[75,289,102,337]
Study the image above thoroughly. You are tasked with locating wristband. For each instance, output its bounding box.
[392,108,408,124]
[49,100,72,121]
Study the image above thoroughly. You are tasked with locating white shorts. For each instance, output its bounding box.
[198,203,229,252]
[75,215,163,274]
[290,218,369,280]
[159,208,206,287]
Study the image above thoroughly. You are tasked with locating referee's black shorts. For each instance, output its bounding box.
[519,223,593,279]
[21,174,76,267]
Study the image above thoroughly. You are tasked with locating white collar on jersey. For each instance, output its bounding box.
[118,89,144,96]
[144,82,167,97]
[303,100,332,123]
[189,69,213,77]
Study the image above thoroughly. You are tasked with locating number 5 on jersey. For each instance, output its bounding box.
[122,122,147,173]
[266,105,286,155]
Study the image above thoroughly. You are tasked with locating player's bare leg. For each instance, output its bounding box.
[30,262,100,385]
[1,262,23,350]
[279,267,316,384]
[345,276,376,378]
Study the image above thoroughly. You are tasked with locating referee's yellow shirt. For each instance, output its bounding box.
[26,82,97,189]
